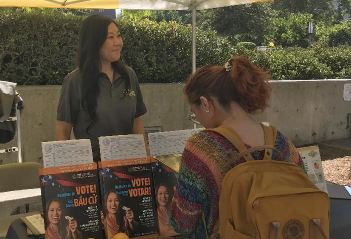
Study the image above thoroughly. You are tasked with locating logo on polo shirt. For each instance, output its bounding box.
[123,89,136,96]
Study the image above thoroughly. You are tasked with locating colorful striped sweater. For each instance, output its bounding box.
[170,130,303,239]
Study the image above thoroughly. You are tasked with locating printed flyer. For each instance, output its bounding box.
[151,158,180,237]
[298,146,328,194]
[147,129,201,237]
[99,158,158,239]
[39,163,103,239]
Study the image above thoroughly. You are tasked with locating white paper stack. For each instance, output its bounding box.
[98,134,147,161]
[42,139,93,167]
[148,129,203,156]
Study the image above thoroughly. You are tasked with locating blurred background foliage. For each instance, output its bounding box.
[0,0,351,84]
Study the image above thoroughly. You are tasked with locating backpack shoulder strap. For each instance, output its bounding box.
[207,125,254,162]
[208,125,279,162]
[262,124,277,145]
[261,124,278,161]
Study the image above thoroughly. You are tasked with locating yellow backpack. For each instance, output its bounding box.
[209,125,330,239]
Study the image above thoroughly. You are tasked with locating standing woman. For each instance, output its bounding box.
[55,14,147,161]
[170,56,304,239]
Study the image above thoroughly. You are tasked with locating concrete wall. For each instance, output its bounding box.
[1,80,351,164]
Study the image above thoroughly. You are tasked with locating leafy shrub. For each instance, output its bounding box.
[0,11,233,84]
[265,13,313,48]
[0,11,350,84]
[314,46,351,78]
[119,18,233,83]
[0,11,81,85]
[232,47,333,80]
[315,20,351,47]
[326,21,351,47]
[236,42,257,51]
[260,48,332,80]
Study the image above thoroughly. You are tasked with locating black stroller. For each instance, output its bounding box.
[0,80,24,163]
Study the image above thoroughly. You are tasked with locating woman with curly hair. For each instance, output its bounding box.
[170,56,304,239]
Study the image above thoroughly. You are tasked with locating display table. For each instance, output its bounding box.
[4,218,39,239]
[327,181,351,239]
[4,183,351,239]
[0,188,41,216]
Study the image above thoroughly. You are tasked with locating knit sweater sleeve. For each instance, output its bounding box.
[169,133,212,239]
[275,131,305,171]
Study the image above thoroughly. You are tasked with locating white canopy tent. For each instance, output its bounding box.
[1,0,276,72]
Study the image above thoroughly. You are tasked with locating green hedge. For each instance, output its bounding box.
[0,11,80,85]
[0,11,351,85]
[315,20,351,47]
[230,46,351,80]
[265,13,313,48]
[0,11,233,85]
[118,18,233,83]
[314,46,351,78]
[256,48,333,80]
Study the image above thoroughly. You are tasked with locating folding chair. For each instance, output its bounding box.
[0,80,24,163]
[0,162,42,238]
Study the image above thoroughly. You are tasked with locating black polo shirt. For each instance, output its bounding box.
[57,66,147,161]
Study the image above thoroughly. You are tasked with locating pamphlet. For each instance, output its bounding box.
[147,129,205,237]
[151,158,180,237]
[22,214,45,235]
[298,146,328,194]
[99,158,158,239]
[39,163,103,239]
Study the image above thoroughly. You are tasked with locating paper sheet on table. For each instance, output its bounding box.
[22,214,45,235]
[42,139,93,167]
[99,134,147,161]
[345,186,351,196]
[148,129,203,156]
[298,146,328,194]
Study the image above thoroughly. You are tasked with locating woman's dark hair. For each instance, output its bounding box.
[76,14,130,133]
[45,198,67,238]
[184,56,271,114]
[155,183,174,207]
[103,191,125,229]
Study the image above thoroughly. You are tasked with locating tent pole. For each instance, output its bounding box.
[191,6,196,73]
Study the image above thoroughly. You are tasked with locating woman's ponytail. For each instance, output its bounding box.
[227,56,271,114]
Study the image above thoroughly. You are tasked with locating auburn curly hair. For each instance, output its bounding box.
[184,56,271,114]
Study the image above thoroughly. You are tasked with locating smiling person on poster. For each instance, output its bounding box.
[101,191,138,239]
[155,183,178,237]
[169,56,304,239]
[55,14,147,162]
[45,198,82,239]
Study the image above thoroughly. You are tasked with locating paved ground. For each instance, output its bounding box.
[318,138,351,160]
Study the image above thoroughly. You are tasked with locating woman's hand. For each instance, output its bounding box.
[125,209,134,223]
[68,217,82,239]
[68,218,78,233]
